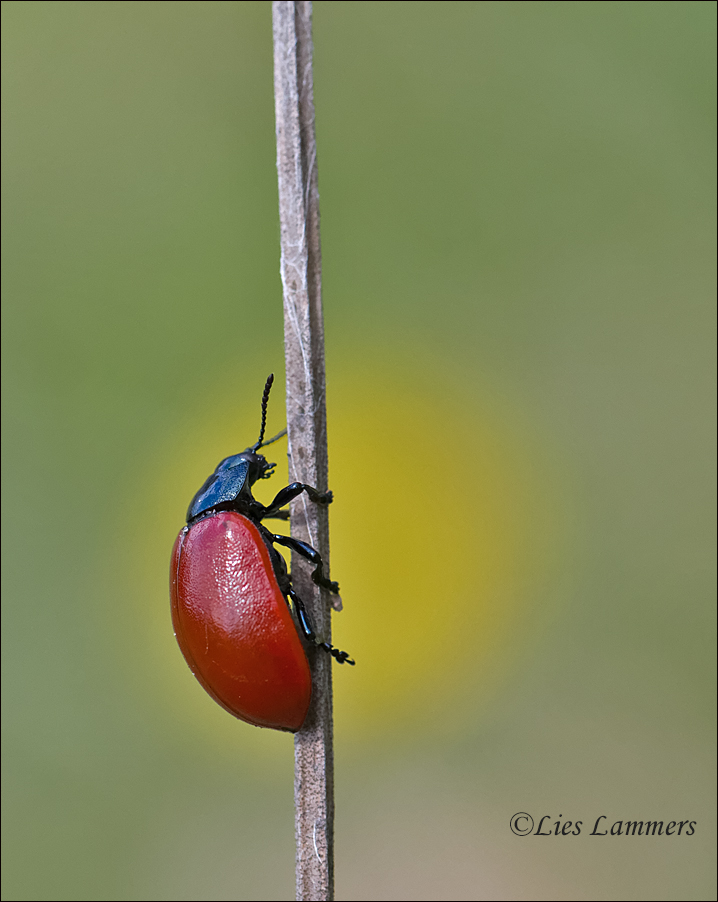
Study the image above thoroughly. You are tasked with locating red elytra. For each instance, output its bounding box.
[170,510,312,732]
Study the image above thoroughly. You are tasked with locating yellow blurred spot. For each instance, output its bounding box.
[328,363,564,741]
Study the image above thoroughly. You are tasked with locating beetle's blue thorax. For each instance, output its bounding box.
[186,450,271,522]
[187,456,250,522]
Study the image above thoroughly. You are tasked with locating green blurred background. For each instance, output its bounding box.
[2,2,715,899]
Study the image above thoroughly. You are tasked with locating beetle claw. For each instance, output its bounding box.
[319,642,354,665]
[332,648,355,665]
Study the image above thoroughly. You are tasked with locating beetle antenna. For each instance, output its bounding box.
[261,427,287,447]
[253,374,274,450]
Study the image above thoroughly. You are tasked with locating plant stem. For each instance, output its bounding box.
[272,3,334,900]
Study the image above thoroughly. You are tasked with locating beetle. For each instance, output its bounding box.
[170,374,353,732]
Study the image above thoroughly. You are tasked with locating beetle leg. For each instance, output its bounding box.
[263,509,290,520]
[287,588,355,665]
[261,482,333,518]
[271,534,339,593]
